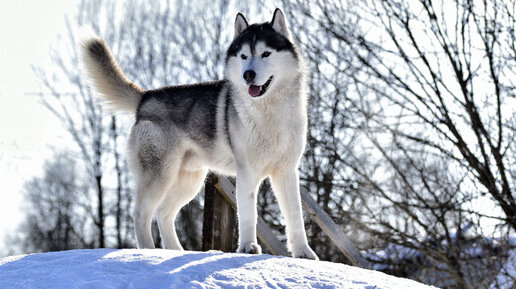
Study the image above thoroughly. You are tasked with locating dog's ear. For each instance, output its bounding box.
[234,13,248,38]
[271,8,290,39]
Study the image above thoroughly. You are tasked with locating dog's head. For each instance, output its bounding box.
[225,9,301,99]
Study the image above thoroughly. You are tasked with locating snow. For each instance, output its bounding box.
[0,249,437,289]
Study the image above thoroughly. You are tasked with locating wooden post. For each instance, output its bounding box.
[201,173,215,251]
[202,173,236,252]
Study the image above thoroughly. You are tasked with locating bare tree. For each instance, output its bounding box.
[280,0,515,287]
[18,153,93,252]
[33,0,127,248]
[311,0,515,229]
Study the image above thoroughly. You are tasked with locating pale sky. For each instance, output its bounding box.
[0,0,78,253]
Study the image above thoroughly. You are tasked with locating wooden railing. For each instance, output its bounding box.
[201,174,369,268]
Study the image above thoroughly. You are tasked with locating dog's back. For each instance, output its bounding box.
[137,82,225,144]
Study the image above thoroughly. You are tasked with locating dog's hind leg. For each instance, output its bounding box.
[129,120,180,249]
[156,168,207,250]
[132,173,175,249]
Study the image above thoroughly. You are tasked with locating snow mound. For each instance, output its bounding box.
[0,249,437,288]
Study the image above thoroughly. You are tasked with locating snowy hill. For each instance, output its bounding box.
[0,249,437,288]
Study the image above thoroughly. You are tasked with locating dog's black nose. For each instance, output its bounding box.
[243,70,256,82]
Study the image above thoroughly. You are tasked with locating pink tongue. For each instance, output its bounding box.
[248,85,261,97]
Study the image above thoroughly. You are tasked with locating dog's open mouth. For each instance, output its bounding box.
[248,76,273,97]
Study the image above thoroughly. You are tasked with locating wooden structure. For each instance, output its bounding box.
[201,175,369,268]
[201,173,236,252]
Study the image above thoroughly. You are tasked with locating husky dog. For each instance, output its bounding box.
[79,8,317,260]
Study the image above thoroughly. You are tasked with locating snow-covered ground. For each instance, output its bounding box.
[0,249,437,288]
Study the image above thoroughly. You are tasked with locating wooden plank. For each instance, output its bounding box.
[212,189,236,252]
[300,186,370,268]
[201,174,216,251]
[216,177,289,256]
[202,174,236,252]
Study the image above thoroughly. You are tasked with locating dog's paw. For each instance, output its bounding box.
[292,246,319,260]
[237,242,262,254]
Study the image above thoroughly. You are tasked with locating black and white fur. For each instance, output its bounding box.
[79,9,318,260]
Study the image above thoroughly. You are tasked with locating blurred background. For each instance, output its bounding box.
[0,0,515,288]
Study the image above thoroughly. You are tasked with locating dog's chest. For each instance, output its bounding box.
[237,107,306,166]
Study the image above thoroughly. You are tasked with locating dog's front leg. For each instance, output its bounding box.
[235,167,262,254]
[271,169,318,260]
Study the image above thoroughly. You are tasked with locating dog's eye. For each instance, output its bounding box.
[240,54,248,60]
[261,51,271,58]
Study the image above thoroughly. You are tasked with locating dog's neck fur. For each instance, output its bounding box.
[225,74,308,169]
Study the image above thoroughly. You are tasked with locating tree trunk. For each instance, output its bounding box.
[95,174,105,248]
[111,116,123,248]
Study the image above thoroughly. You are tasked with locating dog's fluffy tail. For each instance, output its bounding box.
[78,28,143,113]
